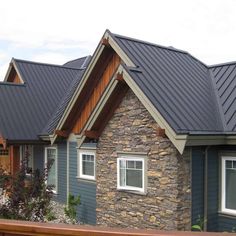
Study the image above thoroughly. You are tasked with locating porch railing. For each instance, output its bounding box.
[0,219,230,236]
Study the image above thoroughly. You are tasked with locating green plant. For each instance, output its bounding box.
[45,210,56,221]
[64,193,81,223]
[232,227,236,233]
[192,215,207,232]
[0,153,54,221]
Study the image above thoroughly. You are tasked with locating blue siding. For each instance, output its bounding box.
[207,149,219,231]
[77,180,96,224]
[33,145,44,172]
[218,215,236,232]
[191,147,205,226]
[192,146,236,232]
[57,142,67,203]
[69,142,96,225]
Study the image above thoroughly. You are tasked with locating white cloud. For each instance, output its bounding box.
[0,0,236,81]
[31,52,73,65]
[0,62,9,81]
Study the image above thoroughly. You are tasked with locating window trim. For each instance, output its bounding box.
[221,156,236,215]
[117,156,146,193]
[79,150,96,180]
[45,146,58,194]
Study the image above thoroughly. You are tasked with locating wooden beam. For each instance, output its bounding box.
[156,127,166,138]
[115,72,124,82]
[54,130,69,138]
[101,38,110,47]
[84,130,99,139]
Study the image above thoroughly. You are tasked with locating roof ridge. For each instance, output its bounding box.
[207,69,226,131]
[112,32,189,54]
[14,58,84,71]
[111,32,208,68]
[209,61,236,68]
[63,56,90,66]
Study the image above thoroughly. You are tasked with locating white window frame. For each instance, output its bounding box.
[117,156,146,193]
[79,150,96,180]
[45,147,58,194]
[221,156,236,215]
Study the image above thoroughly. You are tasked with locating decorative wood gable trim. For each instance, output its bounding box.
[51,30,187,153]
[76,65,187,154]
[71,52,121,134]
[4,59,24,84]
[51,30,136,144]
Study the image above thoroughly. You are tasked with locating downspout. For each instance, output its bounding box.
[204,146,210,231]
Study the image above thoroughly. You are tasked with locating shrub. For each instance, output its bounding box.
[0,154,54,221]
[64,193,81,223]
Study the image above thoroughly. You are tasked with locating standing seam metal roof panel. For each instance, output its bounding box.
[111,33,223,133]
[210,63,236,131]
[0,59,85,141]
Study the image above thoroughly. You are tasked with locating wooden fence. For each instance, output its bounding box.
[0,220,232,236]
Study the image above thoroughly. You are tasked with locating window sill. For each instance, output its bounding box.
[117,188,147,196]
[218,211,236,218]
[76,176,96,183]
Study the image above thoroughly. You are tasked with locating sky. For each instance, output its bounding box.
[0,0,236,80]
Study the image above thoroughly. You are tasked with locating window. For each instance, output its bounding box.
[79,151,96,180]
[221,156,236,215]
[0,149,9,156]
[45,147,57,193]
[117,156,145,193]
[20,145,34,174]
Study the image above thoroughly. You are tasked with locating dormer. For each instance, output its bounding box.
[4,59,24,84]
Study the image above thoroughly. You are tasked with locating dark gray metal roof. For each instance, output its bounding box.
[210,63,236,132]
[110,32,223,134]
[0,58,86,141]
[41,69,85,135]
[63,56,91,69]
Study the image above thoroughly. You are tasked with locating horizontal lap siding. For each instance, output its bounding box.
[207,149,219,231]
[77,180,96,224]
[69,142,96,225]
[218,215,236,231]
[33,145,44,172]
[191,147,204,225]
[57,142,67,203]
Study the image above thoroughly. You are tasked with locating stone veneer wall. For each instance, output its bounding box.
[96,89,191,230]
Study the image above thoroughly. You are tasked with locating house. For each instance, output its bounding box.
[0,30,236,232]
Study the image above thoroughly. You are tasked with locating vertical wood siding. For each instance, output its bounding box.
[72,53,121,134]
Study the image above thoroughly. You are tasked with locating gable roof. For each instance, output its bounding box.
[51,30,236,153]
[110,33,223,134]
[0,57,88,142]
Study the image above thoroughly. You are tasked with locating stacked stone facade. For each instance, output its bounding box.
[96,89,191,230]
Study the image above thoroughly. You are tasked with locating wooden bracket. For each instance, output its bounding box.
[84,130,99,139]
[101,38,110,47]
[54,130,70,138]
[115,72,124,82]
[156,127,166,138]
